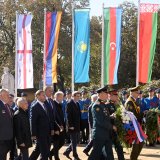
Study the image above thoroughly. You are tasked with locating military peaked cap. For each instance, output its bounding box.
[129,86,140,92]
[96,86,108,93]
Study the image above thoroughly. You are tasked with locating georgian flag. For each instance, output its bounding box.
[16,15,33,89]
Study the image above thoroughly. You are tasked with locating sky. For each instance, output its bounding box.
[90,0,160,16]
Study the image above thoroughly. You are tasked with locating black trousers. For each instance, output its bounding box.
[84,139,93,152]
[112,131,125,160]
[15,147,29,160]
[0,140,12,160]
[38,137,50,160]
[130,142,144,160]
[88,139,114,160]
[64,132,79,158]
[9,138,18,160]
[29,140,40,160]
[51,132,65,160]
[81,119,89,143]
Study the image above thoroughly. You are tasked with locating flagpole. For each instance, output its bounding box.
[101,3,104,87]
[15,12,18,97]
[43,8,47,89]
[71,0,75,92]
[136,0,140,86]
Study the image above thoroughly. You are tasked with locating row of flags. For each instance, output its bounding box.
[15,3,159,90]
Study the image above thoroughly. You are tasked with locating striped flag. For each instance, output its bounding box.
[103,8,122,85]
[43,11,62,86]
[16,14,33,89]
[137,3,159,83]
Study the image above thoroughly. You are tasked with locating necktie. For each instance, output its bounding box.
[5,104,12,117]
[49,98,54,109]
[43,104,47,114]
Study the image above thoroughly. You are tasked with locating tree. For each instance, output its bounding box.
[0,0,89,90]
[118,2,138,87]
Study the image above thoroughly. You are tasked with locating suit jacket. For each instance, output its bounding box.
[66,99,81,133]
[13,108,32,148]
[52,100,65,130]
[31,101,53,138]
[44,99,58,131]
[0,100,13,140]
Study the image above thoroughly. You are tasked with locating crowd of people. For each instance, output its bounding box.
[0,85,160,160]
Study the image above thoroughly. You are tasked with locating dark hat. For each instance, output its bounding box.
[148,87,155,92]
[21,92,27,97]
[122,90,127,95]
[155,88,160,94]
[129,86,140,92]
[96,86,108,93]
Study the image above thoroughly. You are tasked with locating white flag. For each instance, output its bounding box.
[16,14,33,89]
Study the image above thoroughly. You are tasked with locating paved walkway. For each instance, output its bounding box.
[26,144,160,160]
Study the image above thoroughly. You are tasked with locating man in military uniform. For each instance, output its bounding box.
[107,89,125,160]
[88,86,114,160]
[125,86,144,160]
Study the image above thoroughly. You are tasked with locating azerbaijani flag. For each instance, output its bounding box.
[44,11,62,86]
[103,8,122,85]
[137,4,159,83]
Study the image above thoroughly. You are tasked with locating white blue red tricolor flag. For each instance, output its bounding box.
[16,15,33,89]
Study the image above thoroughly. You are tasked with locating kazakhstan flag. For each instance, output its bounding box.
[74,9,90,83]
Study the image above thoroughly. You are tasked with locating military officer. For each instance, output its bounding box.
[125,86,144,160]
[88,86,114,160]
[107,89,125,160]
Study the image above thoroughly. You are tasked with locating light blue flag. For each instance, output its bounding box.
[74,9,90,83]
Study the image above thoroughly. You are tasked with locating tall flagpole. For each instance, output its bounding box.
[101,3,105,87]
[15,12,18,97]
[43,8,47,89]
[136,0,140,86]
[71,0,75,92]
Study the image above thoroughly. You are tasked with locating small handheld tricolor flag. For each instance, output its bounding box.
[43,11,62,86]
[103,8,122,85]
[16,14,33,89]
[137,3,159,83]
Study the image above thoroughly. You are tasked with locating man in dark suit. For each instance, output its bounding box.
[13,97,32,160]
[0,89,13,160]
[43,86,59,160]
[31,90,54,160]
[63,91,81,160]
[50,91,65,160]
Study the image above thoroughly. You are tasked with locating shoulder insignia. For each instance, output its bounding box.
[96,107,100,112]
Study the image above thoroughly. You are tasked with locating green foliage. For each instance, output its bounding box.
[114,107,131,148]
[145,108,160,143]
